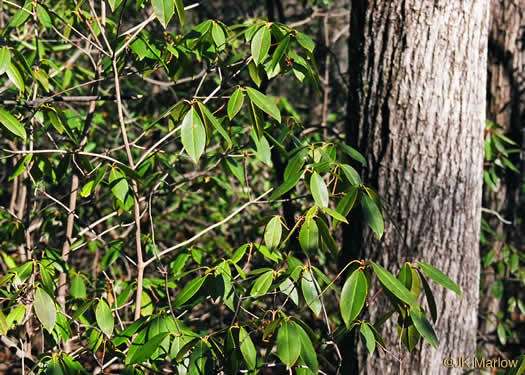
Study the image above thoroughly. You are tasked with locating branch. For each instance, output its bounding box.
[143,189,273,268]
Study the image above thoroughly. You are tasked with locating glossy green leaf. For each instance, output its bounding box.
[410,310,439,349]
[246,87,281,123]
[271,35,290,71]
[416,262,462,298]
[301,269,322,315]
[0,47,11,75]
[0,310,8,335]
[95,299,114,338]
[371,262,420,310]
[239,327,256,370]
[228,88,244,120]
[175,275,207,306]
[181,108,206,163]
[334,187,358,226]
[7,63,24,93]
[250,270,274,297]
[320,206,348,224]
[108,0,124,11]
[277,321,301,367]
[34,287,56,332]
[361,194,384,239]
[9,153,31,181]
[127,332,169,364]
[212,22,226,50]
[189,339,210,375]
[316,216,338,255]
[251,25,271,65]
[152,0,174,28]
[197,102,231,147]
[340,164,361,185]
[340,269,368,328]
[279,278,299,306]
[284,148,308,180]
[296,324,318,373]
[418,273,437,323]
[174,0,185,26]
[360,323,376,354]
[299,217,318,253]
[340,144,367,166]
[310,172,329,207]
[296,32,315,53]
[36,6,52,28]
[270,169,302,200]
[265,216,282,249]
[0,109,26,140]
[248,61,263,87]
[108,168,129,203]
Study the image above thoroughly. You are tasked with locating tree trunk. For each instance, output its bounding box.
[344,1,489,374]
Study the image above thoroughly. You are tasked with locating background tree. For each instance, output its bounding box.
[343,1,489,373]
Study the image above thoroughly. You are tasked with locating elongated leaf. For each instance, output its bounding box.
[340,163,361,185]
[410,310,439,349]
[296,324,318,373]
[371,263,419,310]
[270,169,302,200]
[175,275,207,306]
[296,32,315,53]
[152,0,174,28]
[126,332,169,364]
[0,47,11,75]
[246,87,281,123]
[315,216,338,255]
[197,102,231,147]
[239,327,256,370]
[108,168,129,203]
[416,262,462,298]
[418,271,437,322]
[361,194,384,239]
[340,269,368,328]
[250,270,274,297]
[301,269,322,315]
[320,206,348,224]
[334,187,359,226]
[310,172,329,207]
[96,299,114,338]
[360,322,376,354]
[228,88,244,120]
[264,216,282,249]
[34,287,56,332]
[284,148,308,180]
[0,109,26,140]
[7,63,24,93]
[174,0,185,26]
[279,278,299,306]
[277,321,301,367]
[299,218,318,253]
[0,310,8,335]
[251,25,271,65]
[70,275,86,299]
[108,0,124,11]
[271,35,290,71]
[212,22,226,49]
[181,108,206,163]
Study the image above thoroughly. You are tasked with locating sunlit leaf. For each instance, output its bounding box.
[152,0,174,28]
[95,299,114,338]
[34,287,56,332]
[181,108,206,163]
[251,25,271,65]
[277,321,301,367]
[340,269,367,328]
[0,109,26,140]
[310,172,328,207]
[416,262,462,298]
[239,327,256,370]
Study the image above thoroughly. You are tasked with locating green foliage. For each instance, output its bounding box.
[0,0,462,373]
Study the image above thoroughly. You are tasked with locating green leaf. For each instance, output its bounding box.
[301,269,322,315]
[175,275,207,306]
[361,194,384,239]
[212,22,226,50]
[9,153,31,181]
[174,0,185,26]
[265,216,282,250]
[360,322,376,354]
[228,88,244,120]
[34,287,56,332]
[248,98,265,139]
[108,168,129,203]
[340,164,361,185]
[246,87,281,123]
[251,25,271,65]
[248,61,264,87]
[189,339,210,375]
[239,327,256,370]
[250,270,274,297]
[279,278,299,306]
[197,102,232,147]
[310,172,329,207]
[0,310,8,335]
[0,47,11,75]
[152,0,174,28]
[126,332,169,364]
[108,0,124,11]
[340,144,367,166]
[416,262,462,298]
[270,169,302,200]
[340,269,368,328]
[296,32,315,53]
[181,108,206,163]
[271,35,290,71]
[410,310,439,349]
[320,206,348,224]
[277,321,301,367]
[36,6,52,28]
[299,218,318,253]
[71,300,95,322]
[296,324,318,373]
[95,299,114,338]
[70,275,86,299]
[315,216,338,255]
[7,63,24,93]
[371,262,420,310]
[0,109,26,140]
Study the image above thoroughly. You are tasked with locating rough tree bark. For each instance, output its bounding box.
[343,1,489,374]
